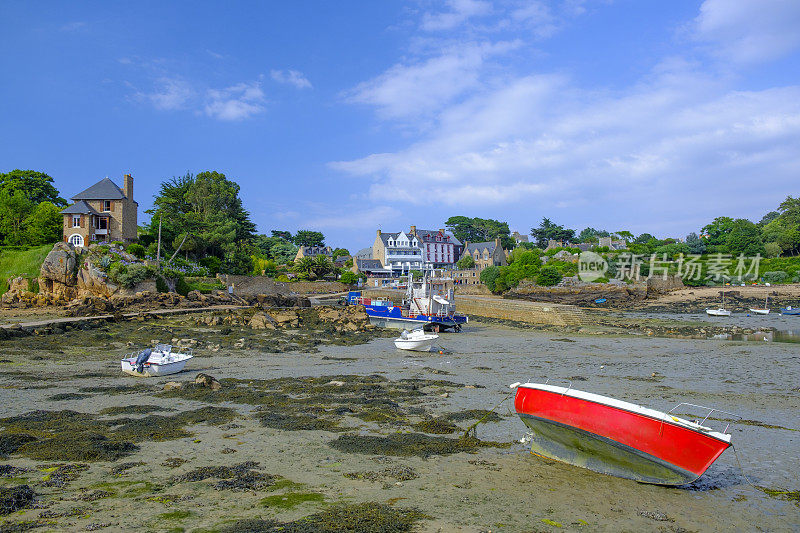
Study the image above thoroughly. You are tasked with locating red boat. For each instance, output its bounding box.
[513,382,736,485]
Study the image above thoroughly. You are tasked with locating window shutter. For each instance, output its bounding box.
[80,215,85,228]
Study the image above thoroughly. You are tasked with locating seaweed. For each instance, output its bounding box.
[161,457,187,468]
[442,409,504,423]
[219,502,426,533]
[99,405,174,416]
[109,461,145,476]
[413,418,460,434]
[328,433,507,457]
[47,393,91,401]
[0,485,35,516]
[41,463,88,487]
[758,486,800,505]
[172,461,276,492]
[343,465,417,482]
[0,407,237,462]
[255,411,341,432]
[260,492,325,510]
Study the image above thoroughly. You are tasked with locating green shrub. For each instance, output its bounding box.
[480,266,501,292]
[536,266,562,286]
[127,243,146,259]
[339,271,358,285]
[156,276,169,293]
[27,278,39,293]
[175,275,191,296]
[762,271,788,283]
[115,264,154,288]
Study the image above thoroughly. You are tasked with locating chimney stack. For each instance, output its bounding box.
[123,174,133,200]
[376,229,381,236]
[409,225,416,234]
[439,228,445,234]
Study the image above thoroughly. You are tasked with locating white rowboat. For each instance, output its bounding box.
[706,308,732,317]
[394,329,439,352]
[121,344,193,377]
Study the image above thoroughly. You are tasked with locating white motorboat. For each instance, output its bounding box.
[394,329,439,352]
[121,344,193,377]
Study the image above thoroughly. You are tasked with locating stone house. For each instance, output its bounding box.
[294,245,333,262]
[60,174,138,247]
[452,268,482,285]
[463,238,507,270]
[512,231,529,244]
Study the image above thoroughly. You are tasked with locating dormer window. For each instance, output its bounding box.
[103,200,111,212]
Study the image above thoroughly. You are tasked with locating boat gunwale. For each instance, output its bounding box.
[517,383,732,443]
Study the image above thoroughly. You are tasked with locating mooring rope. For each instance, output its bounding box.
[462,390,514,439]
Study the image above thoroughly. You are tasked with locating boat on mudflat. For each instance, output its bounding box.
[121,344,193,377]
[512,382,736,485]
[706,308,732,316]
[780,306,800,315]
[349,273,468,332]
[394,329,439,351]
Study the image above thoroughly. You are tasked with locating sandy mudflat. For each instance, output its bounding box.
[0,315,798,532]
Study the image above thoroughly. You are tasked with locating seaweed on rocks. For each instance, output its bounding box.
[40,463,88,487]
[329,433,508,457]
[99,405,174,416]
[219,502,426,533]
[0,485,36,516]
[255,411,341,432]
[46,393,91,401]
[413,418,460,434]
[172,461,276,492]
[442,409,504,423]
[0,407,237,462]
[343,465,417,482]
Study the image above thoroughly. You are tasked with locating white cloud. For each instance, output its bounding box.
[421,0,492,31]
[60,21,87,32]
[346,40,519,120]
[305,205,401,230]
[138,77,194,111]
[270,69,312,89]
[691,0,800,64]
[204,81,266,121]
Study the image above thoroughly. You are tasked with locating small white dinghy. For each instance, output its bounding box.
[394,329,439,352]
[121,344,193,377]
[749,296,770,315]
[706,308,732,317]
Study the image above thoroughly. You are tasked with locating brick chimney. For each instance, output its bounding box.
[376,229,381,236]
[123,174,133,200]
[409,225,416,234]
[439,228,445,233]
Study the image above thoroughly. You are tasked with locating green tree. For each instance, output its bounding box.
[270,230,293,241]
[577,227,609,243]
[293,230,325,247]
[332,248,350,260]
[0,189,34,245]
[480,265,501,292]
[530,218,575,248]
[701,217,736,245]
[253,235,299,264]
[339,271,358,284]
[445,216,514,248]
[616,230,634,243]
[145,171,256,273]
[456,254,476,269]
[759,211,780,226]
[725,219,765,256]
[536,265,562,286]
[23,201,63,245]
[0,170,65,206]
[634,233,655,244]
[292,256,316,280]
[685,232,706,254]
[312,255,334,278]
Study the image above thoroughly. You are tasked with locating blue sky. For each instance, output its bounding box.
[2,1,799,251]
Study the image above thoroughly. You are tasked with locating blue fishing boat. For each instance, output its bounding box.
[348,274,468,332]
[780,306,800,315]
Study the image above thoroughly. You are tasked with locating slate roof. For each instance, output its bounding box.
[378,232,401,246]
[354,247,373,259]
[71,177,126,200]
[356,259,386,271]
[60,200,101,215]
[413,228,462,246]
[464,240,502,256]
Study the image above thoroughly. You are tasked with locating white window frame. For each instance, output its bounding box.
[72,215,80,227]
[68,234,84,247]
[102,200,111,212]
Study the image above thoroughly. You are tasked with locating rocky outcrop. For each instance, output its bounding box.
[195,305,373,333]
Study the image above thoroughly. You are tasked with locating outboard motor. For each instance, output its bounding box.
[134,348,152,373]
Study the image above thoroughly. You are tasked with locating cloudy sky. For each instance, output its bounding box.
[2,1,799,250]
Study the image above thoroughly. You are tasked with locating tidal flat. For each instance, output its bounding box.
[0,315,798,532]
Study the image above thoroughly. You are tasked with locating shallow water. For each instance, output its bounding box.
[1,320,799,531]
[622,310,800,343]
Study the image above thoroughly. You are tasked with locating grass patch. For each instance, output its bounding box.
[0,245,52,295]
[260,492,325,510]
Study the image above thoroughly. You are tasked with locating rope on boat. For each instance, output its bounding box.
[462,391,514,439]
[730,444,758,490]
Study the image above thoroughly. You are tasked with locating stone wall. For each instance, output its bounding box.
[458,295,585,326]
[645,275,685,295]
[217,275,349,296]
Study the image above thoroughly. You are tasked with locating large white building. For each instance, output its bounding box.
[371,226,462,275]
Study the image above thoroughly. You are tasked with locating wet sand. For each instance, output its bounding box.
[1,316,799,532]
